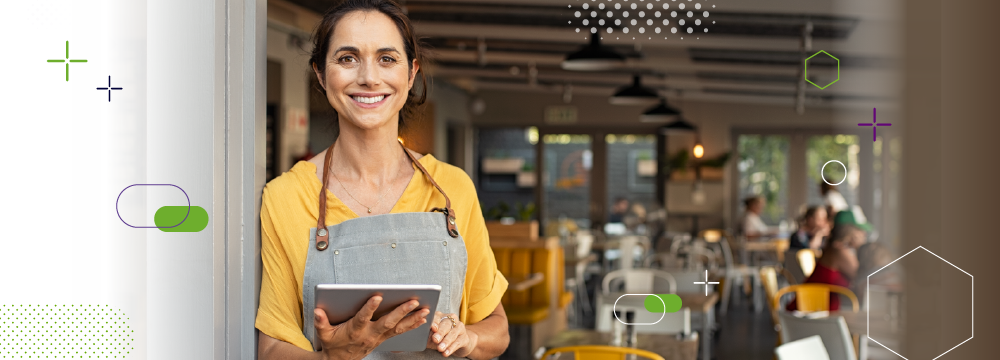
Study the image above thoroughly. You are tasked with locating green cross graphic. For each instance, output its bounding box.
[46,41,87,81]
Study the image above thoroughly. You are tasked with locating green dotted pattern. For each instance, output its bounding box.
[0,304,132,358]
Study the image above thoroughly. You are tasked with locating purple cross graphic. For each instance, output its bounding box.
[858,108,891,142]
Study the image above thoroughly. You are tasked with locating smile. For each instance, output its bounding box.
[351,94,387,105]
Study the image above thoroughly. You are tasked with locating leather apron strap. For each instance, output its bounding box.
[316,141,459,251]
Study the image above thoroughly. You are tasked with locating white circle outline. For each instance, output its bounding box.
[821,160,848,186]
[613,294,666,325]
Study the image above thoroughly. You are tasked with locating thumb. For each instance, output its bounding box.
[314,309,336,340]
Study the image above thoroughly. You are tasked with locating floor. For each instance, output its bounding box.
[714,302,779,360]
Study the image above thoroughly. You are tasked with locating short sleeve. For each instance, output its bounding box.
[460,192,509,324]
[255,195,313,351]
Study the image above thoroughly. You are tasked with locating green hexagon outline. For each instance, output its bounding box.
[804,50,840,89]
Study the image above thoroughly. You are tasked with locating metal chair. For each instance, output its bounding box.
[541,345,665,360]
[601,268,677,294]
[778,313,858,360]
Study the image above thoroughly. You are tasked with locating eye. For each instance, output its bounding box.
[379,55,397,63]
[337,55,358,63]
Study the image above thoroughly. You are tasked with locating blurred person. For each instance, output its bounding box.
[608,197,629,223]
[789,206,830,250]
[740,196,777,239]
[787,218,868,311]
[820,182,850,217]
[256,1,509,359]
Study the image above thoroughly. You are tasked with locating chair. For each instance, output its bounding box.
[594,301,692,335]
[601,268,677,294]
[774,284,860,313]
[797,249,818,278]
[778,312,856,360]
[760,266,781,330]
[541,345,665,360]
[775,335,831,360]
[713,232,762,314]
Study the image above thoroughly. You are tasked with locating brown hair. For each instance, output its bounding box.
[309,0,429,136]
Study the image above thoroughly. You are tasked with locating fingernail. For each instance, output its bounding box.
[434,334,441,342]
[439,344,446,351]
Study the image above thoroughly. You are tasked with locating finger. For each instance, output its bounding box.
[430,311,444,332]
[444,333,468,357]
[393,308,430,335]
[433,316,454,344]
[314,309,334,337]
[378,300,420,333]
[438,319,463,352]
[352,296,381,332]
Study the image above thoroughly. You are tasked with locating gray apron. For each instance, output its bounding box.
[302,142,468,359]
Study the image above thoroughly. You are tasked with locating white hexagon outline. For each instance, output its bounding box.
[867,246,973,360]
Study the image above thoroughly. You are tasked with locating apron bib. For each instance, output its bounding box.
[302,142,467,359]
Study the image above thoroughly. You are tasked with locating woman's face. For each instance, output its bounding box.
[807,208,828,228]
[315,11,417,132]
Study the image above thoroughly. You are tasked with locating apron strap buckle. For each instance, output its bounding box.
[432,207,460,238]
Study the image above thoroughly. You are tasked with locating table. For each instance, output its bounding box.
[742,239,789,263]
[544,329,698,360]
[596,292,719,360]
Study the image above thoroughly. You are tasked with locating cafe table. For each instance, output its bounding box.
[742,238,790,264]
[596,292,719,360]
[542,329,698,360]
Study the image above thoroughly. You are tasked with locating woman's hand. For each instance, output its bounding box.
[313,295,430,360]
[427,311,478,358]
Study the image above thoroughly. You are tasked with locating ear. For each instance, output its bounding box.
[407,59,420,91]
[312,62,327,91]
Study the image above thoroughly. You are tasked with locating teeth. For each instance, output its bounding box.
[353,95,385,104]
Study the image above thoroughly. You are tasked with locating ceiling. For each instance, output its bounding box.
[281,0,895,108]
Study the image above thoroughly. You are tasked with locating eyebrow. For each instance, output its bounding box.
[333,46,402,55]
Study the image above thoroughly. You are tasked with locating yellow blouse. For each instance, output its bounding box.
[254,155,507,351]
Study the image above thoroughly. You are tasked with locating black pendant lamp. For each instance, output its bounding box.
[609,75,660,105]
[659,117,697,133]
[561,35,626,71]
[640,98,681,122]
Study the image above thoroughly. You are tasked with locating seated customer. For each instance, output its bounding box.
[787,221,867,311]
[789,206,830,250]
[740,196,777,239]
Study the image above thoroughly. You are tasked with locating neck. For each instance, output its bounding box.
[331,119,409,184]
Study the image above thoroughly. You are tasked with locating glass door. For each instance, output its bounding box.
[542,134,592,235]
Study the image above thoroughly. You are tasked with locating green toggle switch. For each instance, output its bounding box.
[154,206,209,232]
[644,294,683,313]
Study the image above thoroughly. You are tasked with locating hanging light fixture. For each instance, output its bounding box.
[561,36,626,71]
[659,118,697,133]
[693,141,705,158]
[609,75,659,105]
[640,98,681,122]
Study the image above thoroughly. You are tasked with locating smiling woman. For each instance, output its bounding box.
[255,1,510,360]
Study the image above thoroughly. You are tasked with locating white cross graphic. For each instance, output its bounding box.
[692,269,719,296]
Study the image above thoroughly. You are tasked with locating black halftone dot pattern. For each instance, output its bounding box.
[0,305,132,358]
[568,0,712,40]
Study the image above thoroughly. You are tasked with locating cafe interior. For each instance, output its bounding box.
[265,0,924,359]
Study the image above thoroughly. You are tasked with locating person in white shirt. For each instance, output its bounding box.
[740,196,777,239]
[820,182,849,215]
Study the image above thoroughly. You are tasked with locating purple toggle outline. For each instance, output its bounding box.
[116,184,191,228]
[858,108,892,142]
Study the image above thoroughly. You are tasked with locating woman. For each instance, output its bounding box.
[255,1,509,359]
[740,196,776,239]
[787,223,866,311]
[789,206,830,250]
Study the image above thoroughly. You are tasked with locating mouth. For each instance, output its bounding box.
[350,94,389,106]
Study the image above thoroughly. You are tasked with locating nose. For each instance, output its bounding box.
[356,58,382,87]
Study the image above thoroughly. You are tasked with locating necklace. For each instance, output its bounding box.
[330,160,401,214]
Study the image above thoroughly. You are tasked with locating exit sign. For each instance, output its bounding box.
[544,106,577,124]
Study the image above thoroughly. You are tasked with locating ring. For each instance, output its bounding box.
[440,315,459,327]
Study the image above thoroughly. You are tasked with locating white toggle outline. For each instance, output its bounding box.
[613,294,666,325]
[866,246,973,360]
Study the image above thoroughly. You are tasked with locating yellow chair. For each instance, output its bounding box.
[541,345,665,360]
[759,266,780,328]
[796,249,818,278]
[773,284,860,313]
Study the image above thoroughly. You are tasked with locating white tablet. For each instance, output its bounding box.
[314,284,442,352]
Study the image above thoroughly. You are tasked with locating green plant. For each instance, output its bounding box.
[521,163,535,172]
[485,201,511,220]
[515,202,537,221]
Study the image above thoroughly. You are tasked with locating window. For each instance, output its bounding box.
[737,135,790,225]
